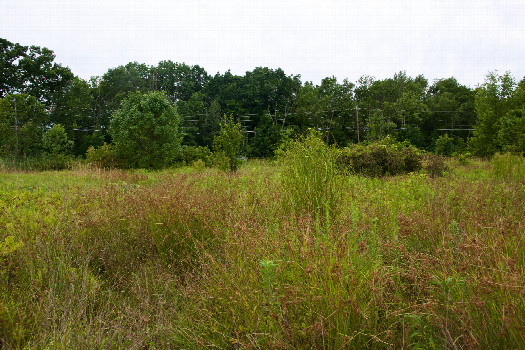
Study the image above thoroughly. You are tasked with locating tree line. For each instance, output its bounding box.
[1,37,524,168]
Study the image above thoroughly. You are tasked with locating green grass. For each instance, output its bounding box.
[0,159,524,349]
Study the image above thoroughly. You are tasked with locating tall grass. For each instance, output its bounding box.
[492,152,525,182]
[278,131,344,220]
[0,155,75,171]
[0,158,523,348]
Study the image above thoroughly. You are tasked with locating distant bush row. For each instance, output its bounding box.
[336,137,448,177]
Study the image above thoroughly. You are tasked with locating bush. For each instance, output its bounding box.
[421,154,448,177]
[337,138,422,177]
[456,152,470,165]
[174,146,212,167]
[85,143,120,169]
[191,159,206,171]
[435,134,467,157]
[492,152,525,181]
[434,134,455,156]
[212,116,244,171]
[278,130,342,218]
[42,124,73,156]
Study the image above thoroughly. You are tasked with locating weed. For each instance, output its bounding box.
[492,152,525,182]
[0,158,523,349]
[278,130,343,220]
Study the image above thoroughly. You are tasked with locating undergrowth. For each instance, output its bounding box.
[0,154,523,349]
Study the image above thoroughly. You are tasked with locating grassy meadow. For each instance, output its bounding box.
[0,155,524,349]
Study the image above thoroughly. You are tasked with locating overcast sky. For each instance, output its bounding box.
[1,0,524,87]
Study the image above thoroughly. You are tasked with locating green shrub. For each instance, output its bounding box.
[213,116,244,171]
[337,138,422,177]
[456,152,470,165]
[85,143,120,169]
[492,153,525,181]
[191,159,206,171]
[434,134,455,156]
[42,124,73,156]
[435,134,467,156]
[278,130,342,218]
[175,145,212,167]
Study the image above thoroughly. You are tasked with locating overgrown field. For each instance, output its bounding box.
[0,157,524,349]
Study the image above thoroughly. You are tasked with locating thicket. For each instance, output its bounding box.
[85,143,120,169]
[337,138,422,177]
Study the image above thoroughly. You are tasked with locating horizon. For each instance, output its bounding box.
[2,0,524,88]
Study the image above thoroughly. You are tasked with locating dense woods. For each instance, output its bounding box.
[1,38,524,168]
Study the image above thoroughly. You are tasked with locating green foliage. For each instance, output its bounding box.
[0,93,47,157]
[498,109,525,154]
[42,124,73,156]
[425,78,476,145]
[278,130,343,217]
[39,124,74,170]
[212,116,244,171]
[0,38,74,105]
[50,77,96,156]
[492,153,525,181]
[367,110,397,142]
[174,145,212,167]
[471,72,519,156]
[248,113,282,158]
[337,137,422,177]
[85,142,119,168]
[434,133,456,156]
[191,159,206,171]
[109,91,182,169]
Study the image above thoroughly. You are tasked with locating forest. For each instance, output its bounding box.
[1,37,524,170]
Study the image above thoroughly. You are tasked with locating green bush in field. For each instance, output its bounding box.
[434,133,455,156]
[42,124,73,156]
[175,145,213,167]
[33,124,75,170]
[435,133,468,157]
[85,142,120,169]
[212,116,244,171]
[337,137,422,177]
[278,129,342,217]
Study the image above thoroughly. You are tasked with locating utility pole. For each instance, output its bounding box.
[13,96,19,157]
[356,105,360,144]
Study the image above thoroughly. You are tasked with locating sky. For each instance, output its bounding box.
[1,0,524,88]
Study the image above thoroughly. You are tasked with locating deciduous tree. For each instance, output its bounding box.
[109,91,182,168]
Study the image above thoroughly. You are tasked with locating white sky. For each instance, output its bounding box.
[1,0,524,88]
